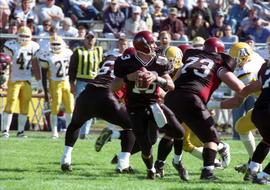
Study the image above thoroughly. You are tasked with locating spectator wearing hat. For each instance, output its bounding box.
[191,0,214,28]
[68,30,103,139]
[140,2,153,32]
[160,7,187,41]
[151,0,168,34]
[186,13,209,40]
[220,25,238,50]
[13,0,38,26]
[192,36,205,49]
[102,0,126,40]
[209,11,226,38]
[124,6,147,39]
[226,0,250,34]
[39,0,64,29]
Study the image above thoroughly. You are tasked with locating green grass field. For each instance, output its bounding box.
[0,131,270,190]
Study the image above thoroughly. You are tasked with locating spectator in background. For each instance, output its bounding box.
[164,0,177,8]
[187,14,209,40]
[191,36,204,49]
[151,0,167,35]
[58,17,78,45]
[175,0,190,27]
[158,30,172,54]
[209,10,225,38]
[69,0,100,23]
[102,0,126,40]
[112,36,129,54]
[226,0,250,34]
[13,0,38,26]
[69,24,88,50]
[0,0,11,32]
[140,2,153,32]
[103,0,130,18]
[245,17,270,43]
[191,0,214,28]
[160,8,187,41]
[221,25,238,50]
[39,0,64,29]
[36,19,53,49]
[124,6,147,39]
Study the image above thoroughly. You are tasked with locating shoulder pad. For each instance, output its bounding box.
[156,56,168,65]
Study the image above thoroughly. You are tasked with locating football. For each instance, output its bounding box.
[136,67,151,89]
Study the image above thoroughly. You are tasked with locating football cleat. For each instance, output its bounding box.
[154,160,165,178]
[218,142,231,168]
[116,166,134,174]
[253,176,270,185]
[95,128,112,152]
[234,163,248,174]
[172,160,189,181]
[61,163,72,172]
[52,132,59,139]
[16,131,27,138]
[146,169,156,180]
[200,168,219,180]
[214,161,224,170]
[1,130,9,138]
[244,169,257,181]
[111,155,118,164]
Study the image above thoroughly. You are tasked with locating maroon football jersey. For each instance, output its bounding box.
[255,62,270,109]
[174,49,236,103]
[114,54,172,108]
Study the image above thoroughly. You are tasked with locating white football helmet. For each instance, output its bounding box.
[50,35,64,53]
[17,26,32,46]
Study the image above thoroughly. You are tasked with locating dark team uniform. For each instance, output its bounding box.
[165,49,236,143]
[251,62,270,143]
[114,54,184,157]
[65,59,133,149]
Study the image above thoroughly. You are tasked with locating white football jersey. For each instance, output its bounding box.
[38,49,73,81]
[3,40,40,82]
[234,52,265,85]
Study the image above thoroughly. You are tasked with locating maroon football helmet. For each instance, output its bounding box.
[178,44,192,55]
[0,53,11,71]
[203,37,225,53]
[133,31,156,55]
[123,47,135,55]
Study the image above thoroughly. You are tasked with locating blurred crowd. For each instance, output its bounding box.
[0,0,270,52]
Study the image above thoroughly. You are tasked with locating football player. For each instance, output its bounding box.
[60,50,136,173]
[111,31,186,180]
[229,42,265,173]
[1,26,40,138]
[165,37,245,180]
[37,35,74,139]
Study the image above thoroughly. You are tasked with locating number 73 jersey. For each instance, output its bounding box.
[3,40,40,82]
[37,49,73,81]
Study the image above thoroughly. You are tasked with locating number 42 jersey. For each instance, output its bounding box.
[174,49,236,104]
[37,49,73,81]
[3,40,40,82]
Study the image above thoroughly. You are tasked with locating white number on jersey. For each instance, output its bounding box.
[262,69,270,89]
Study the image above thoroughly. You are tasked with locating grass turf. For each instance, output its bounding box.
[0,131,269,190]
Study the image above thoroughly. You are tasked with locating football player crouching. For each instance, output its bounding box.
[36,35,74,139]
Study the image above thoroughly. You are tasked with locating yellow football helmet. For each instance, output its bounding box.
[165,46,183,69]
[50,35,64,53]
[229,42,253,67]
[17,26,32,46]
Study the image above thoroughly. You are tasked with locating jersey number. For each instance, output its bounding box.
[16,52,32,70]
[98,62,114,78]
[133,83,157,94]
[262,69,270,88]
[55,60,69,77]
[181,57,214,77]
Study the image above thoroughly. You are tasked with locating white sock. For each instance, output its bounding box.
[63,146,73,157]
[149,167,156,173]
[51,114,58,134]
[249,161,260,173]
[190,147,203,160]
[62,146,73,164]
[65,113,72,126]
[257,171,269,179]
[204,165,215,170]
[217,142,224,151]
[111,130,120,139]
[2,112,13,132]
[117,152,130,170]
[173,154,182,164]
[18,114,27,132]
[240,132,256,158]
